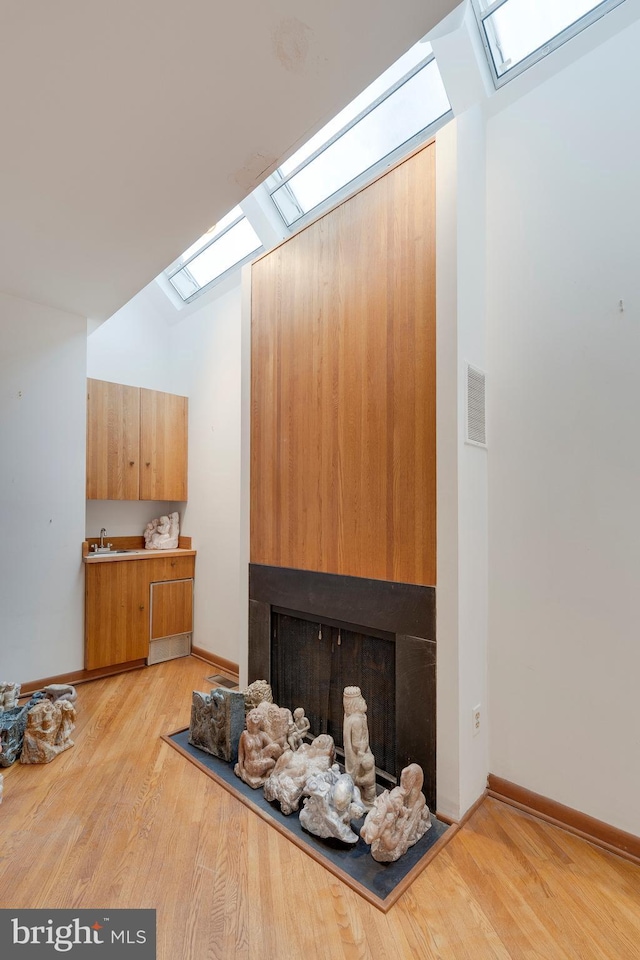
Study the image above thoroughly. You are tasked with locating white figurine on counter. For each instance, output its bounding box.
[144,512,179,550]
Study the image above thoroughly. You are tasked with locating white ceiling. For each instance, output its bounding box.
[0,0,459,321]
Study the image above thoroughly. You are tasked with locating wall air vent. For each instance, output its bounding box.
[465,362,487,448]
[147,633,191,665]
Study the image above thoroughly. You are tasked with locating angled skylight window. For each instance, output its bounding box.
[473,0,626,85]
[266,41,451,227]
[165,207,262,302]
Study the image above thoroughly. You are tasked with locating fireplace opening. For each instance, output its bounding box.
[271,609,397,782]
[249,564,437,810]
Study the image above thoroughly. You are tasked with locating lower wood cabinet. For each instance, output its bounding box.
[85,555,195,670]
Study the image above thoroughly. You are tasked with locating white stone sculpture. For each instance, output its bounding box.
[144,511,180,550]
[0,682,20,712]
[20,699,76,764]
[242,679,273,713]
[342,686,377,808]
[42,683,77,704]
[263,734,335,815]
[287,707,311,751]
[299,767,366,843]
[360,763,432,862]
[234,702,292,789]
[252,700,293,752]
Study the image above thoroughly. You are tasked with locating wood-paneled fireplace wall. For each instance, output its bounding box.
[249,142,437,802]
[251,142,436,587]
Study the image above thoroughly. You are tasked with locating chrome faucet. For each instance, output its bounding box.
[99,528,107,548]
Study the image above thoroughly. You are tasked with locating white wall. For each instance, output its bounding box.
[87,281,175,390]
[171,282,244,666]
[0,293,86,682]
[436,112,489,820]
[486,19,640,835]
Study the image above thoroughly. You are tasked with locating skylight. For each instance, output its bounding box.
[165,209,262,302]
[473,0,626,84]
[161,39,451,303]
[266,41,451,227]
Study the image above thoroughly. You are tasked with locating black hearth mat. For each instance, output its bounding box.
[163,728,452,911]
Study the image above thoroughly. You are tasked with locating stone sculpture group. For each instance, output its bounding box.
[0,681,78,803]
[188,679,431,863]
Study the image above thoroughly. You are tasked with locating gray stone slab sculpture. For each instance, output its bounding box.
[263,734,336,815]
[242,679,273,713]
[299,766,366,843]
[360,763,432,862]
[234,707,284,789]
[20,699,76,764]
[0,693,45,766]
[343,686,377,808]
[287,707,310,751]
[189,687,245,763]
[0,682,20,711]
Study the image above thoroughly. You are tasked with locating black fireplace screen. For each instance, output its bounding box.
[271,612,397,780]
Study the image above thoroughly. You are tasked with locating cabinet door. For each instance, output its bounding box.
[139,388,188,501]
[86,379,140,500]
[85,561,150,669]
[150,579,193,640]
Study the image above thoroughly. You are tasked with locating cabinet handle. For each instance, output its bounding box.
[145,461,151,467]
[170,560,177,567]
[129,460,135,466]
[139,604,145,611]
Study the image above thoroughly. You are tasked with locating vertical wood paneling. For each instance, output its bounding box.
[251,143,436,586]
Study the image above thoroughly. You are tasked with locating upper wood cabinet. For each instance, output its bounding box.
[139,388,188,501]
[87,379,188,501]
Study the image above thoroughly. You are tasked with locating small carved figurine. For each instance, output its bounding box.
[360,763,432,862]
[234,708,286,789]
[300,767,366,844]
[287,707,311,751]
[0,682,20,712]
[263,735,335,815]
[20,699,76,764]
[343,686,377,807]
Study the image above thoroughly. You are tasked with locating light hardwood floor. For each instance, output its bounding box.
[1,657,638,959]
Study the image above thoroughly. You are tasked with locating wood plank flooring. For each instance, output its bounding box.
[1,657,638,959]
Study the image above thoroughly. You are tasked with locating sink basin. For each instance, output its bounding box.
[88,549,145,556]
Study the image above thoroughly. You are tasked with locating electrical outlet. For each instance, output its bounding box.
[472,704,481,737]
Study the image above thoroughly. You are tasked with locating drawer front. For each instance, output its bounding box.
[146,556,195,581]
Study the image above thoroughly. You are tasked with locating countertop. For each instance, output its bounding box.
[83,548,196,563]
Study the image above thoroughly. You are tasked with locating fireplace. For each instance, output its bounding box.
[248,564,436,811]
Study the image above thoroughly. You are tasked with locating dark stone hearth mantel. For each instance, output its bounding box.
[248,564,437,811]
[249,565,435,639]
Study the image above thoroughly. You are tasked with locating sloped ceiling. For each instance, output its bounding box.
[0,0,459,321]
